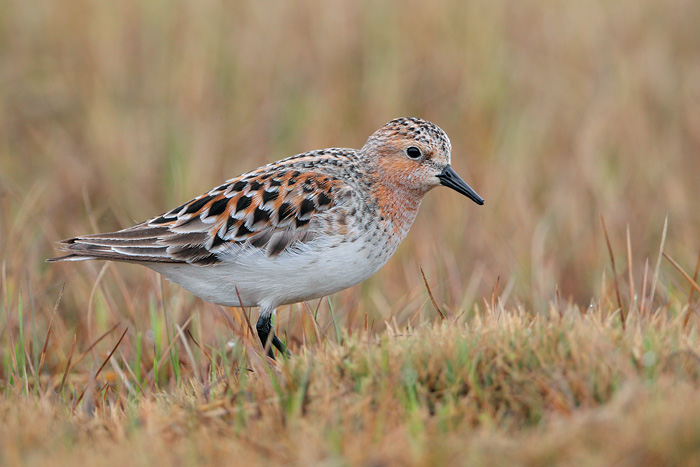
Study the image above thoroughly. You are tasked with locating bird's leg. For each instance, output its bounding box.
[256,312,274,358]
[256,308,287,359]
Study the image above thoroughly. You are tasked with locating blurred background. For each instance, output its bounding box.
[1,0,698,354]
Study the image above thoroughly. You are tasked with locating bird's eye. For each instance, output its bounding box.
[405,146,422,159]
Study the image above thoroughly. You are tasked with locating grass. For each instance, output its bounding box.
[2,309,700,465]
[1,0,700,464]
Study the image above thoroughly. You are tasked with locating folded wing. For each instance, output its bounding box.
[49,168,347,265]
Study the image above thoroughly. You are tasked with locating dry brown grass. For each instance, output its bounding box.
[2,312,700,465]
[1,0,700,464]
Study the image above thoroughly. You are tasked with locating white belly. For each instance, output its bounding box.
[147,235,395,309]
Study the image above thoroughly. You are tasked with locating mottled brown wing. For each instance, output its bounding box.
[49,168,348,265]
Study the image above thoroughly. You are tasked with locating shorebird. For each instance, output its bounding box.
[50,117,484,358]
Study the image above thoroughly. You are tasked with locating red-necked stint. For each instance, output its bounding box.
[49,117,484,358]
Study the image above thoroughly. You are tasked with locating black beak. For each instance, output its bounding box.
[437,166,484,205]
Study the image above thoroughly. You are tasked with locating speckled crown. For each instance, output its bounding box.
[364,117,452,157]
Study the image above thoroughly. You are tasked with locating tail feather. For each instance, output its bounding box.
[47,224,187,264]
[47,239,185,264]
[47,223,220,265]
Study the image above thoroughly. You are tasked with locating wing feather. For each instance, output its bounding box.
[49,163,350,265]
